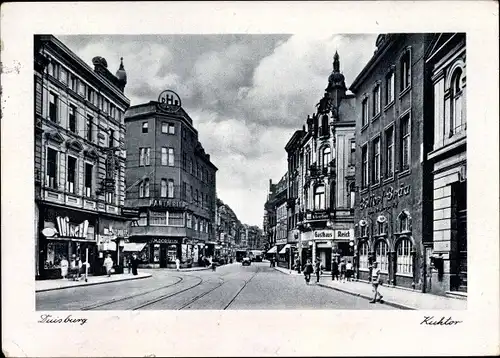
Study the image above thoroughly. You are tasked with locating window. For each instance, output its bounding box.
[168,179,174,198]
[186,213,192,228]
[373,84,381,116]
[377,216,387,235]
[78,81,86,98]
[400,114,410,171]
[87,87,94,103]
[396,239,413,274]
[305,148,311,170]
[84,163,93,197]
[67,156,77,193]
[385,126,394,177]
[105,191,114,204]
[349,182,355,209]
[321,115,329,136]
[161,147,168,166]
[161,179,167,197]
[168,212,184,226]
[139,181,145,198]
[182,182,187,200]
[189,158,193,174]
[201,192,204,208]
[109,129,114,148]
[138,212,147,226]
[168,148,174,167]
[161,122,168,134]
[349,140,356,165]
[86,115,93,141]
[140,148,150,166]
[195,189,199,205]
[361,97,368,127]
[150,211,167,226]
[70,75,77,92]
[144,179,150,197]
[46,148,58,189]
[385,71,395,105]
[375,241,389,272]
[142,121,148,133]
[314,185,325,210]
[49,92,58,122]
[398,211,410,232]
[451,68,465,135]
[69,105,77,133]
[359,242,369,270]
[190,185,193,203]
[60,68,67,85]
[168,123,175,134]
[372,137,380,184]
[400,50,411,91]
[361,145,368,188]
[322,146,331,168]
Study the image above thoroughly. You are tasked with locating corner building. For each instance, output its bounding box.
[124,96,217,268]
[34,35,130,279]
[350,34,435,291]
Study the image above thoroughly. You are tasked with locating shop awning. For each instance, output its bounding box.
[267,246,277,254]
[279,244,293,254]
[123,243,147,252]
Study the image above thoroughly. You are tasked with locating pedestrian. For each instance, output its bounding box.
[175,257,181,271]
[131,253,139,276]
[331,258,339,281]
[127,256,132,274]
[346,260,353,282]
[370,261,384,303]
[269,257,274,268]
[303,259,313,285]
[211,259,217,272]
[60,256,69,279]
[103,254,114,277]
[339,259,346,283]
[314,257,323,283]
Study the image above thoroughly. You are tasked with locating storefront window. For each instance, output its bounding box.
[396,238,413,274]
[45,241,68,268]
[167,245,177,262]
[359,242,369,270]
[153,244,160,262]
[138,212,147,226]
[375,240,389,272]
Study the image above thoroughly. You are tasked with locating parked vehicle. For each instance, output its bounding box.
[242,257,251,266]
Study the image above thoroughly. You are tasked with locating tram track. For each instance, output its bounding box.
[223,267,260,310]
[81,275,184,310]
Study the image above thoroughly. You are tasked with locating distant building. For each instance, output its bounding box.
[124,93,217,268]
[34,35,130,279]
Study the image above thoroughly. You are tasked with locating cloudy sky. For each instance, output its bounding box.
[58,34,378,228]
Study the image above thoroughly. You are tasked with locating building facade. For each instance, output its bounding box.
[350,34,435,291]
[124,94,217,268]
[425,33,467,295]
[288,53,356,272]
[34,35,130,279]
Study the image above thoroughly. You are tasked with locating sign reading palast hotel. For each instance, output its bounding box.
[358,183,411,214]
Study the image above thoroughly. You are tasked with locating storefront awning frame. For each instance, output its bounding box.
[267,246,278,254]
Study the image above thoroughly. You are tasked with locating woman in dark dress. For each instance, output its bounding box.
[131,253,139,275]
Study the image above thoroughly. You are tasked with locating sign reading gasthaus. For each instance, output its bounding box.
[314,230,334,239]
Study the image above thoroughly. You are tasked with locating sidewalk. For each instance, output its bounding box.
[273,266,467,310]
[35,272,152,293]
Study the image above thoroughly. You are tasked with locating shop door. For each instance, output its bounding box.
[160,245,168,268]
[457,209,467,292]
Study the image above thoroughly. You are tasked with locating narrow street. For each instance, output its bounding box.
[36,262,395,310]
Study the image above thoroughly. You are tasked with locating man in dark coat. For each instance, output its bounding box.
[131,253,139,275]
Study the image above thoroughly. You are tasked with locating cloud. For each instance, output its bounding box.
[57,34,377,227]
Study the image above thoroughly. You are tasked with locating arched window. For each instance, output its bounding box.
[375,240,389,272]
[377,215,387,235]
[359,242,369,269]
[398,210,410,232]
[139,181,145,198]
[451,67,464,135]
[396,238,413,274]
[144,178,150,198]
[314,185,325,210]
[322,146,331,168]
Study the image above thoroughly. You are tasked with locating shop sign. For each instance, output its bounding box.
[276,237,287,245]
[334,229,354,240]
[313,230,334,239]
[358,183,411,213]
[151,238,180,245]
[56,216,90,239]
[122,207,140,217]
[306,211,331,220]
[150,199,187,209]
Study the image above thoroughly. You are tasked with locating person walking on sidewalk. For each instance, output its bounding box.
[369,261,384,303]
[103,254,114,277]
[303,259,313,285]
[339,259,346,283]
[131,253,139,276]
[346,260,353,282]
[60,256,69,279]
[331,258,339,281]
[314,257,323,283]
[175,257,181,271]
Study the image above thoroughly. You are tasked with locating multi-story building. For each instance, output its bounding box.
[34,35,130,279]
[350,34,435,291]
[216,197,243,258]
[290,52,357,271]
[425,33,467,295]
[124,91,217,268]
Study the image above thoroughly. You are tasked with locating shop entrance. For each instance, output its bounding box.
[160,245,168,268]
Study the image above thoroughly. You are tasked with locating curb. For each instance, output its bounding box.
[35,274,152,293]
[316,283,415,310]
